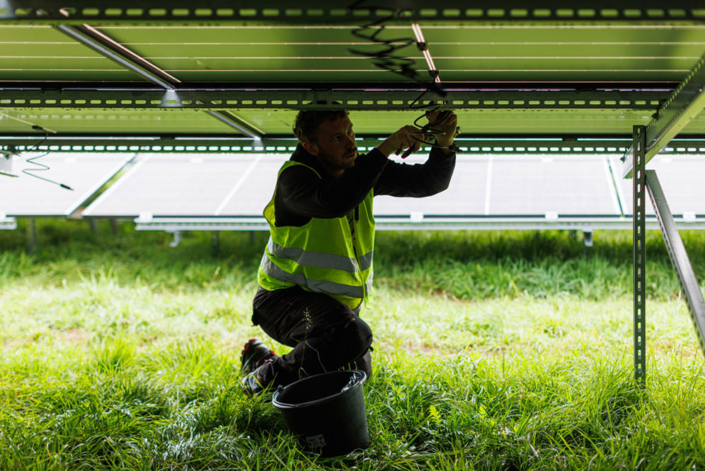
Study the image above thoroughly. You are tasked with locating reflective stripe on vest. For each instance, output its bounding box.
[261,252,365,299]
[267,238,357,273]
[358,250,373,272]
[267,238,373,273]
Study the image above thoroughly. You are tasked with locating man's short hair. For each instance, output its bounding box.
[293,110,350,144]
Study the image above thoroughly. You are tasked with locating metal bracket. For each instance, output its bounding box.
[168,230,181,248]
[623,53,705,177]
[646,169,705,359]
[583,230,594,248]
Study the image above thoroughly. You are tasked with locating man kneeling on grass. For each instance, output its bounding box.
[240,109,458,396]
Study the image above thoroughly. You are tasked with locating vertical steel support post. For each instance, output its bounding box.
[212,231,220,257]
[110,219,119,236]
[632,126,647,385]
[26,218,38,255]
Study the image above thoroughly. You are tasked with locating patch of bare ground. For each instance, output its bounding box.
[401,342,511,357]
[59,328,89,344]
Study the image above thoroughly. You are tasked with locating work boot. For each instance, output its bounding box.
[241,363,274,398]
[240,338,278,377]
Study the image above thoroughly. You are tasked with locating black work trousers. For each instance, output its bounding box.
[252,286,373,388]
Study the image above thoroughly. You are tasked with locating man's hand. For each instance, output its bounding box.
[377,111,459,158]
[377,125,427,158]
[427,110,458,148]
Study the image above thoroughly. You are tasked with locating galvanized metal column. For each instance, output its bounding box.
[26,218,38,255]
[632,125,647,385]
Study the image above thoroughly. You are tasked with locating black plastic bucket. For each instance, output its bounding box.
[272,370,369,456]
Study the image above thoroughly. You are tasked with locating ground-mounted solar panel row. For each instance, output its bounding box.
[3,153,705,229]
[0,153,131,217]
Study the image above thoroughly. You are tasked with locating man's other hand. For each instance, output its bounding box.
[378,125,428,158]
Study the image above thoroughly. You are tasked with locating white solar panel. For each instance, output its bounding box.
[0,153,131,217]
[81,152,632,222]
[83,154,264,217]
[374,154,489,216]
[488,155,620,216]
[614,155,705,217]
[217,154,284,216]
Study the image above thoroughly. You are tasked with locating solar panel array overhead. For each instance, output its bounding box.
[0,0,704,224]
[0,0,703,145]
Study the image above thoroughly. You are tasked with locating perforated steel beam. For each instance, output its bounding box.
[0,86,670,111]
[646,169,705,359]
[623,53,705,178]
[632,125,647,385]
[4,135,705,154]
[1,0,704,23]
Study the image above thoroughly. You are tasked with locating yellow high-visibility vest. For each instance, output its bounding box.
[258,161,375,309]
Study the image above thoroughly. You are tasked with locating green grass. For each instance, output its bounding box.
[1,219,705,469]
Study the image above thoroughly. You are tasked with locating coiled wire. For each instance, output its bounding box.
[346,1,457,151]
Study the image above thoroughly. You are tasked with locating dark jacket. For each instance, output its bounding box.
[273,144,456,227]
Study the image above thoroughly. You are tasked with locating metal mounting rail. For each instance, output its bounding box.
[128,215,705,232]
[0,88,669,111]
[646,169,705,359]
[4,135,705,155]
[1,0,704,23]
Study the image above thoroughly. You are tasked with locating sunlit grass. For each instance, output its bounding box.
[1,220,705,469]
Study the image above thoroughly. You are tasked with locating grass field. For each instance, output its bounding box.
[1,220,705,470]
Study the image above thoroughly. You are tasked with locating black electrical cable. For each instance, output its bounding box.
[22,127,74,191]
[346,1,459,154]
[347,2,446,109]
